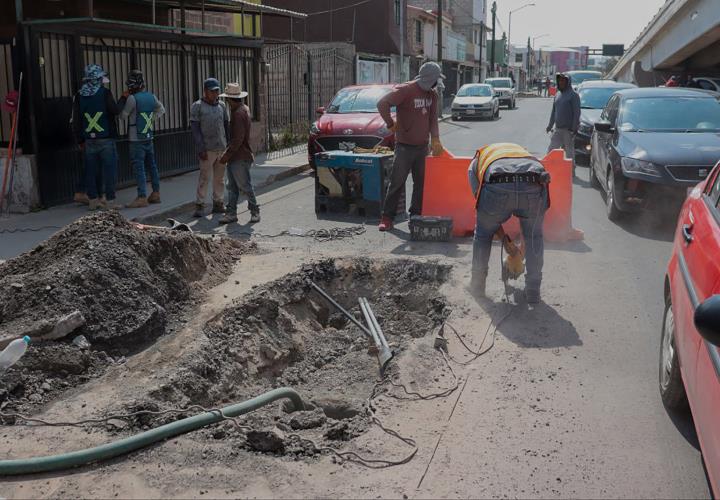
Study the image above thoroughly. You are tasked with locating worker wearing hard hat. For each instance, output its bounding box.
[377,61,446,231]
[468,143,550,304]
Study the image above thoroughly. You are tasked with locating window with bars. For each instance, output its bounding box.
[395,0,401,26]
[415,20,422,44]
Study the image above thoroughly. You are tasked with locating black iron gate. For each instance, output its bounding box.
[27,24,260,206]
[264,43,354,150]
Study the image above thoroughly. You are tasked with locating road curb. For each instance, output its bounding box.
[133,163,310,225]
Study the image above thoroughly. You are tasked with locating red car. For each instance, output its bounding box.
[662,160,720,496]
[308,84,396,168]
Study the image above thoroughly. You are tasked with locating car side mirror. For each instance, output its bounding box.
[694,295,720,346]
[316,106,325,116]
[594,120,614,133]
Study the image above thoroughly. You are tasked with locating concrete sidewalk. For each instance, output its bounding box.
[0,149,310,260]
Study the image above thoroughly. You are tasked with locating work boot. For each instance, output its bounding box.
[525,288,541,305]
[104,199,123,210]
[212,201,225,214]
[126,196,149,208]
[88,198,102,211]
[147,191,161,204]
[378,216,394,232]
[74,192,90,205]
[249,212,261,224]
[193,203,204,218]
[219,213,238,225]
[470,273,487,297]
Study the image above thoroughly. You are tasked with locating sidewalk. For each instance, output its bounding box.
[0,149,310,261]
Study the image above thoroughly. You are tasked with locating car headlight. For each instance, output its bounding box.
[377,124,392,136]
[310,121,320,135]
[621,157,661,177]
[578,122,593,135]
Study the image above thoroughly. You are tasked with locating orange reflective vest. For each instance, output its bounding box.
[473,143,535,203]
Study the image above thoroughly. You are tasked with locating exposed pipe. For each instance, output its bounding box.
[0,388,304,476]
[310,281,373,339]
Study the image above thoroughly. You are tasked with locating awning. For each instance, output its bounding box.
[134,0,307,19]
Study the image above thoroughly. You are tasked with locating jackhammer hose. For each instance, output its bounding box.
[0,387,304,476]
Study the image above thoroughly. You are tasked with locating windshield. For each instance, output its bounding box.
[486,78,513,89]
[619,97,720,132]
[568,72,603,86]
[457,85,493,97]
[326,87,391,113]
[579,88,620,109]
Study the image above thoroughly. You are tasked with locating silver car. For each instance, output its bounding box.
[485,78,516,109]
[451,84,500,121]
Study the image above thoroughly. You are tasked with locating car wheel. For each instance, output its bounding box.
[659,297,689,410]
[606,167,623,221]
[451,115,458,121]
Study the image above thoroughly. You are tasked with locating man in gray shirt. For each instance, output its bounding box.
[190,78,229,217]
[546,73,580,176]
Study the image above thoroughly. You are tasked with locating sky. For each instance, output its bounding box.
[493,0,667,50]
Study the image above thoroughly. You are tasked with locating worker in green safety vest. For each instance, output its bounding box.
[119,69,165,208]
[74,64,122,210]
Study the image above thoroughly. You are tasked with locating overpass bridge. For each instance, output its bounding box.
[609,0,720,86]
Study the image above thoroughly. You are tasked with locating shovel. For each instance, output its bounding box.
[359,297,394,372]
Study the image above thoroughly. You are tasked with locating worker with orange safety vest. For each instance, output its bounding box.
[468,143,550,303]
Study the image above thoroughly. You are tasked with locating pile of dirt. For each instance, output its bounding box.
[109,257,452,456]
[0,211,251,412]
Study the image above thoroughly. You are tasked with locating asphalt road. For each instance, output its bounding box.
[3,98,710,498]
[192,98,708,497]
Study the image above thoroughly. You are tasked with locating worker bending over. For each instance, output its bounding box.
[376,61,446,231]
[468,143,550,304]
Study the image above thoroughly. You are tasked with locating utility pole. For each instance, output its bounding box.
[478,23,484,82]
[490,1,496,76]
[527,36,531,91]
[399,0,404,82]
[437,0,443,63]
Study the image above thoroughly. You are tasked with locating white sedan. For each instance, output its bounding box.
[450,84,500,121]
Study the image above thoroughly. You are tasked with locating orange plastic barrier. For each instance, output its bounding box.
[549,86,557,97]
[422,149,584,242]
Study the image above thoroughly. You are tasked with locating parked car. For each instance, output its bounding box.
[566,70,603,91]
[575,80,636,165]
[450,84,500,121]
[485,77,516,109]
[691,76,720,92]
[662,160,720,498]
[308,85,396,169]
[590,87,720,220]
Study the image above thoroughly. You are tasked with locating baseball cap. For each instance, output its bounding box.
[204,78,221,91]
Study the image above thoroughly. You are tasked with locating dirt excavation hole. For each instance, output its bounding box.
[111,257,454,459]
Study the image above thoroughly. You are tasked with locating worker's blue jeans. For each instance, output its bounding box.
[226,159,259,215]
[130,140,160,197]
[84,139,117,200]
[473,182,548,291]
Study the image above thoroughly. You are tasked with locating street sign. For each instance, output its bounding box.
[603,44,624,56]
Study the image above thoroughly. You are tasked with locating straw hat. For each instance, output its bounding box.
[220,83,248,99]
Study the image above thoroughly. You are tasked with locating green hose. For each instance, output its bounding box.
[0,387,304,476]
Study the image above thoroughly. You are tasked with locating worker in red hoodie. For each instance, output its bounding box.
[376,62,446,231]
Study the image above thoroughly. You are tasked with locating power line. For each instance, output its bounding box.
[305,0,375,17]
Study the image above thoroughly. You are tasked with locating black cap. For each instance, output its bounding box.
[204,78,221,91]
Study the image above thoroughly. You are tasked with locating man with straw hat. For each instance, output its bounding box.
[217,83,259,225]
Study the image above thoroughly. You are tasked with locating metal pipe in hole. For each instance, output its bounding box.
[309,281,373,339]
[359,298,382,347]
[362,298,391,350]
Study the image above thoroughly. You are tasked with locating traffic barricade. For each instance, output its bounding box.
[421,149,583,242]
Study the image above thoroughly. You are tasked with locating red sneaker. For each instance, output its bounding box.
[378,216,394,231]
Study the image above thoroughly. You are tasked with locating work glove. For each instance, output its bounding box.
[198,151,208,161]
[430,137,445,157]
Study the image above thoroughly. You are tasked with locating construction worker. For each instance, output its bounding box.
[376,61,446,231]
[190,77,229,217]
[217,83,260,225]
[468,143,550,304]
[546,72,580,176]
[120,70,165,208]
[74,64,122,210]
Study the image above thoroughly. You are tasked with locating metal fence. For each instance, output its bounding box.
[28,25,259,206]
[263,43,355,149]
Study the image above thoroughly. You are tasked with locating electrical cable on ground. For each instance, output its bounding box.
[0,225,62,234]
[226,225,366,242]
